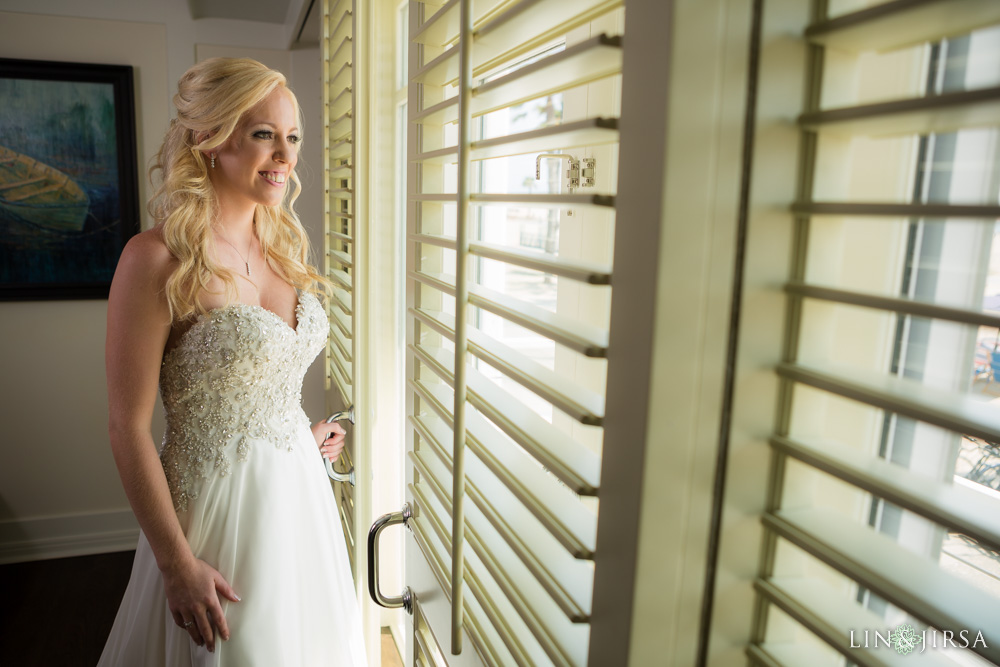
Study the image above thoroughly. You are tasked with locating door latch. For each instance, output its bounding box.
[535,153,597,191]
[579,157,596,187]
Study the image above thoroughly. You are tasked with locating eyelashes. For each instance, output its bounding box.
[252,130,301,144]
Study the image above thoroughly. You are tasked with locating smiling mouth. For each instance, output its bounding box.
[260,172,286,184]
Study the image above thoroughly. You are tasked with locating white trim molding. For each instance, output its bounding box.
[0,509,139,565]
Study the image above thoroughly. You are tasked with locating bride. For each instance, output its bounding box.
[99,58,367,665]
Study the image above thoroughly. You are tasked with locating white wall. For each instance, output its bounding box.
[0,3,324,563]
[0,0,300,111]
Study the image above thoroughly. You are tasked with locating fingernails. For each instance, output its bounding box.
[234,593,242,601]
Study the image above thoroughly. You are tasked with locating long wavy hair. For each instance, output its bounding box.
[149,57,330,322]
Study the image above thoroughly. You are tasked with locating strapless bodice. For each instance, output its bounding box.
[159,291,327,511]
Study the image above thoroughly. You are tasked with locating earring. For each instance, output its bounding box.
[210,153,216,169]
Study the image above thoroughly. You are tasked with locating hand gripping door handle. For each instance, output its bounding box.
[324,405,356,486]
[368,503,413,614]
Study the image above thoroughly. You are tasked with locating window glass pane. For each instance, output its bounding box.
[820,42,926,109]
[943,28,1000,92]
[449,44,611,453]
[812,132,1000,205]
[769,535,995,665]
[783,22,1000,651]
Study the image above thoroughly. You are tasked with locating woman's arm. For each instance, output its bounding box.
[105,231,238,653]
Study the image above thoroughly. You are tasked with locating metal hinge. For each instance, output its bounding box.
[537,153,597,190]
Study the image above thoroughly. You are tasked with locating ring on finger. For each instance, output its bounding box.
[183,620,195,629]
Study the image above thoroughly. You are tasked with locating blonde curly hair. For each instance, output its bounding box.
[148,57,330,322]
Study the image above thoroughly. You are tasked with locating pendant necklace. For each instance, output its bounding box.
[217,228,254,277]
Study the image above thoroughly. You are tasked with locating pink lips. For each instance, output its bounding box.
[259,171,286,187]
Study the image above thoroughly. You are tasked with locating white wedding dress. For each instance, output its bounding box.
[99,291,367,666]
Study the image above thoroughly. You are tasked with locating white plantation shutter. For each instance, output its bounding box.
[323,0,358,573]
[405,0,623,664]
[737,2,1000,665]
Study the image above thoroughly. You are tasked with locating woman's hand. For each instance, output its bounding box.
[162,556,240,653]
[106,232,240,653]
[312,419,346,462]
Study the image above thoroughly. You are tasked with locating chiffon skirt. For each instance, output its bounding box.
[98,422,368,666]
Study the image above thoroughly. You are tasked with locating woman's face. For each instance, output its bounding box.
[210,87,300,211]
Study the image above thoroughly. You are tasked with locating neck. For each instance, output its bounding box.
[214,199,257,244]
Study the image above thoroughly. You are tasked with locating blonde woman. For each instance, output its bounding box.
[99,58,367,665]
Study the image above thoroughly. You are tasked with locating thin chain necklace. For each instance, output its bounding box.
[216,227,254,277]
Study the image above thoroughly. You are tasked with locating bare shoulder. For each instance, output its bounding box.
[120,227,172,267]
[110,227,176,310]
[114,227,175,287]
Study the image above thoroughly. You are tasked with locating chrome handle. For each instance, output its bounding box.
[535,152,579,183]
[324,405,355,486]
[535,152,582,216]
[368,503,413,613]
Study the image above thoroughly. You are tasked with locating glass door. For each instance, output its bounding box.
[400,1,623,664]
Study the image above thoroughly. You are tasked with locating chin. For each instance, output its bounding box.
[252,189,286,206]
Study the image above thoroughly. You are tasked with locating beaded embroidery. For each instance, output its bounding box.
[159,291,327,511]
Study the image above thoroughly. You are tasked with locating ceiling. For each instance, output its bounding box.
[187,0,319,46]
[295,1,320,45]
[187,0,292,24]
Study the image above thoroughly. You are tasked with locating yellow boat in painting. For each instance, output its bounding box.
[0,145,89,232]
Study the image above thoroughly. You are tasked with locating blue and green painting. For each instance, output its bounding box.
[0,77,127,287]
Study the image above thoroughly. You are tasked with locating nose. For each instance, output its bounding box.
[274,137,295,163]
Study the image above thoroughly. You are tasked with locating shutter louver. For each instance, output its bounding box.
[405,0,622,663]
[747,2,1000,664]
[323,0,357,574]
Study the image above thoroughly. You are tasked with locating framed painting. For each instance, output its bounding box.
[0,58,139,300]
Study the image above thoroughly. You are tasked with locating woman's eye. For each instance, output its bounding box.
[253,130,274,139]
[288,135,301,144]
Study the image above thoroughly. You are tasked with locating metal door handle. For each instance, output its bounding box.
[324,405,356,485]
[368,503,413,613]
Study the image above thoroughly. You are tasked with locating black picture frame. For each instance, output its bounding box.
[0,58,140,301]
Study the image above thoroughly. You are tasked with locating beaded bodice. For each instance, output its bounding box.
[159,291,327,511]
